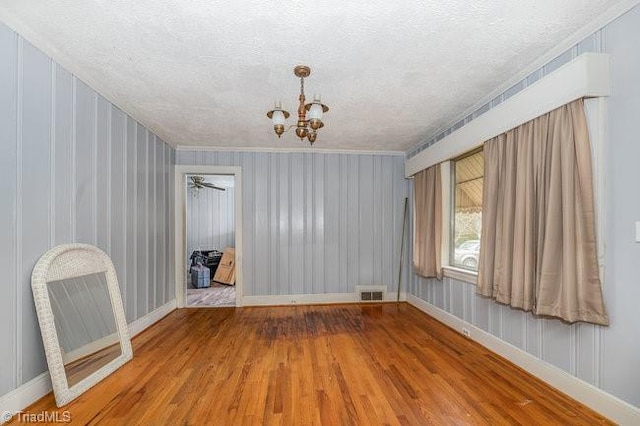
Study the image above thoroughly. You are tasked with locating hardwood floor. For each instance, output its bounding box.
[187,281,236,306]
[14,304,611,425]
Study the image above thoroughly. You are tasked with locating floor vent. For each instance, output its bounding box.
[360,291,384,302]
[356,285,387,302]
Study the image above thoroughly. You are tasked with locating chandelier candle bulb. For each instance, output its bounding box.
[307,98,324,130]
[266,102,290,138]
[271,110,286,125]
[308,103,323,120]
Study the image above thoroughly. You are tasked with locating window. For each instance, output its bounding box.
[450,149,483,271]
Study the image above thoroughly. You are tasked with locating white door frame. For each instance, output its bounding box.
[174,165,243,308]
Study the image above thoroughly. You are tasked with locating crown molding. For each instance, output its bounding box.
[175,145,406,156]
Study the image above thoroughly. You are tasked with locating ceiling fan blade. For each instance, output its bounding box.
[188,175,225,191]
[201,182,226,191]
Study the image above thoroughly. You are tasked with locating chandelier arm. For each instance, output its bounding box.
[279,124,299,134]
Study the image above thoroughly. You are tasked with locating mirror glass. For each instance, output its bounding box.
[32,243,133,407]
[47,272,121,387]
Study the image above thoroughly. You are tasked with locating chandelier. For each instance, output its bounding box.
[267,65,329,145]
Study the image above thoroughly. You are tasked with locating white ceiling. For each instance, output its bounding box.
[0,1,627,152]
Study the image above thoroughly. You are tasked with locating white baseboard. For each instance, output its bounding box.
[0,300,177,424]
[0,372,51,424]
[243,291,406,307]
[128,300,177,338]
[407,294,640,425]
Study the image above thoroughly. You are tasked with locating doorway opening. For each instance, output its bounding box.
[186,174,235,306]
[175,165,242,308]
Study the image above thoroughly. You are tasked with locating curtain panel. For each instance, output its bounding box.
[413,164,442,280]
[477,99,608,325]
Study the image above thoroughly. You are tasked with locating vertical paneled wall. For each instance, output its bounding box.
[186,178,235,261]
[0,22,175,396]
[408,6,640,408]
[176,150,408,297]
[600,5,640,407]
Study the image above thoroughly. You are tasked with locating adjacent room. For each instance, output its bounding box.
[185,174,237,307]
[1,1,639,424]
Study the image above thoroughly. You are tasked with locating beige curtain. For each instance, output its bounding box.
[477,99,609,325]
[413,164,442,279]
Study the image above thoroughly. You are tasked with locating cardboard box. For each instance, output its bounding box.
[213,247,235,285]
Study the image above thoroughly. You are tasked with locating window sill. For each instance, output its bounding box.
[442,266,478,285]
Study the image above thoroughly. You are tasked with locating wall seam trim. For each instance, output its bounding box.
[106,102,112,254]
[15,33,23,388]
[92,92,98,245]
[71,78,76,242]
[49,61,56,247]
[132,120,137,320]
[121,112,128,320]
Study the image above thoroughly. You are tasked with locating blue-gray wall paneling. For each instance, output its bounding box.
[20,38,51,383]
[0,22,175,396]
[600,5,640,405]
[176,150,408,298]
[0,23,18,395]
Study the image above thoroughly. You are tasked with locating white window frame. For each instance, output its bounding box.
[441,160,479,285]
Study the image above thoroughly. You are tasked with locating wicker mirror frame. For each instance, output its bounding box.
[31,243,132,407]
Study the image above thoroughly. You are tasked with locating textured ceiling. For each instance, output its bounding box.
[0,1,625,152]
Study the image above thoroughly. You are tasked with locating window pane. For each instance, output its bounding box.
[451,150,483,271]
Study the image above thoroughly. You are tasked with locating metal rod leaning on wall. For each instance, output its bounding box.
[397,197,409,302]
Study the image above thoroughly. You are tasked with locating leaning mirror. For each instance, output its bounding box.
[31,243,132,406]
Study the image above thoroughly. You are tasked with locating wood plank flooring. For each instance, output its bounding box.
[13,304,611,425]
[187,281,236,306]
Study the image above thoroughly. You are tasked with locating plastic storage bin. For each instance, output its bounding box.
[190,264,210,288]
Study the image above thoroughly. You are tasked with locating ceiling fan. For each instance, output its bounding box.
[188,175,226,193]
